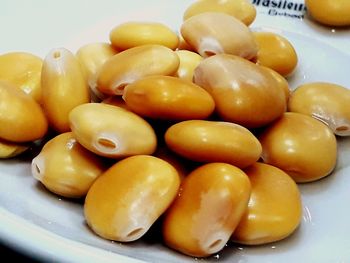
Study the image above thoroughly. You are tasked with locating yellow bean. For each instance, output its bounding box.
[163,162,251,257]
[0,52,43,103]
[85,155,180,242]
[181,12,258,59]
[41,48,90,133]
[0,80,48,142]
[259,112,337,183]
[165,120,262,168]
[31,132,106,198]
[232,162,302,245]
[174,50,203,81]
[76,42,118,100]
[253,32,298,76]
[123,76,215,120]
[96,44,180,96]
[183,0,256,26]
[0,138,29,159]
[109,22,179,50]
[288,82,350,136]
[69,103,157,158]
[194,54,286,128]
[305,0,350,26]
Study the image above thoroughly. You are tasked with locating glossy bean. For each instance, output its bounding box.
[181,12,258,59]
[0,80,48,142]
[165,120,262,168]
[163,163,251,257]
[85,155,180,242]
[288,82,350,136]
[194,54,286,128]
[31,132,106,198]
[123,76,215,120]
[41,48,90,133]
[69,103,157,158]
[259,112,337,183]
[253,32,298,76]
[0,52,43,103]
[96,45,179,96]
[232,163,302,245]
[183,0,256,26]
[109,22,179,50]
[305,0,350,26]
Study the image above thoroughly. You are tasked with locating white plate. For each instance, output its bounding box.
[1,1,350,262]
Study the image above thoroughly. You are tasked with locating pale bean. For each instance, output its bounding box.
[181,12,258,59]
[69,103,157,158]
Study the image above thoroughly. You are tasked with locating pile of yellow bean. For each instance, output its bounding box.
[1,0,350,259]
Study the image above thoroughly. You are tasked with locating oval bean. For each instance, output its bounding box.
[163,162,251,257]
[288,82,350,136]
[181,12,258,59]
[165,120,262,168]
[194,54,286,128]
[85,155,180,242]
[31,132,106,198]
[183,0,256,26]
[69,103,157,158]
[97,44,180,95]
[253,31,298,76]
[41,48,90,133]
[0,52,43,103]
[259,112,337,183]
[0,80,48,142]
[232,162,302,245]
[110,22,179,50]
[123,76,215,120]
[305,0,350,26]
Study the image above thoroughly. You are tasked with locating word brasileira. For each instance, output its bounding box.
[252,0,306,11]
